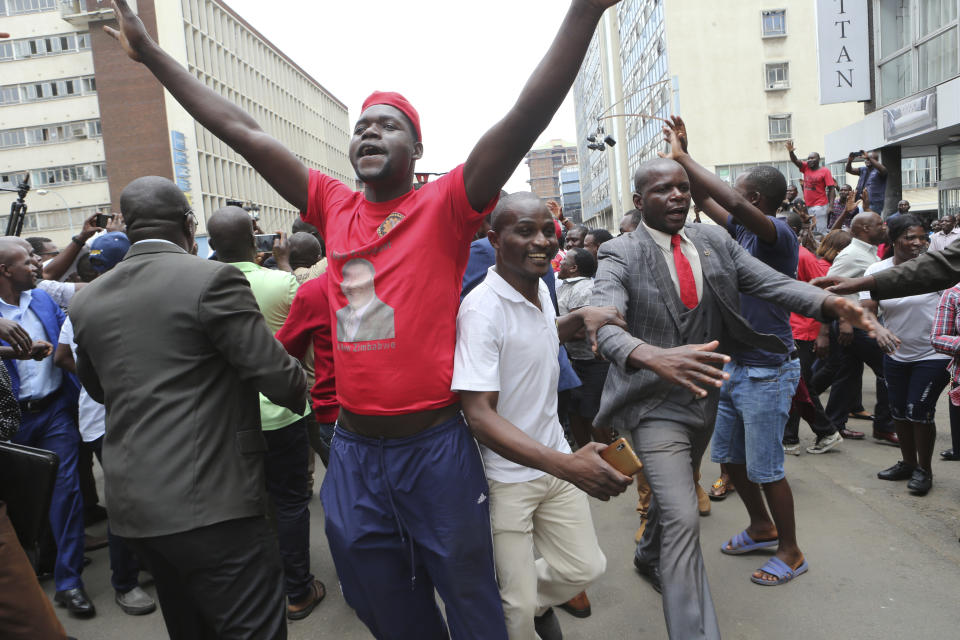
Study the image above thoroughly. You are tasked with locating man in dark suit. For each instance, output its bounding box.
[69,176,307,640]
[591,158,872,640]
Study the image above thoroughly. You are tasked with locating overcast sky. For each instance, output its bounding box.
[221,0,581,192]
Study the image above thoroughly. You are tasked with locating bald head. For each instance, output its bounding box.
[851,211,885,245]
[120,176,193,248]
[0,240,36,295]
[633,158,684,195]
[491,192,546,233]
[288,231,322,269]
[208,206,256,262]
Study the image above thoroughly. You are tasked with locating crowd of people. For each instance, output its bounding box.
[2,1,960,640]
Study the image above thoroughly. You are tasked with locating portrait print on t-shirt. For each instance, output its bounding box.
[335,258,395,343]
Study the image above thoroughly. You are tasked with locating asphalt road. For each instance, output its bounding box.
[51,386,960,639]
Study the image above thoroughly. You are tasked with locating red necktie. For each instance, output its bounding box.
[671,234,698,309]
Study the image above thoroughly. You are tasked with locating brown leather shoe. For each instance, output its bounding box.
[287,579,325,621]
[558,591,591,618]
[696,483,711,516]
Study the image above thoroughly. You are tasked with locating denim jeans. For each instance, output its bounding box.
[263,418,315,603]
[882,357,950,424]
[712,358,801,483]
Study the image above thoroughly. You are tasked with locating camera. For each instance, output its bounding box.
[95,213,113,228]
[255,233,278,253]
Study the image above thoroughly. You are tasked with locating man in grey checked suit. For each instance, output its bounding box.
[591,158,870,640]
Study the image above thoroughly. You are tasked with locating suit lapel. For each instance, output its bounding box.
[686,226,722,289]
[635,225,683,332]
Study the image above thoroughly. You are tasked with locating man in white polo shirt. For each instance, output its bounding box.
[453,193,631,640]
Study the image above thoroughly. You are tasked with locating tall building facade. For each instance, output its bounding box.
[1,0,352,246]
[558,164,582,223]
[525,139,578,206]
[573,0,868,231]
[827,0,958,220]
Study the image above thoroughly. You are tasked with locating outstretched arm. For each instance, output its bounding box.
[662,119,776,243]
[785,140,804,171]
[463,0,619,211]
[845,153,861,176]
[105,0,308,210]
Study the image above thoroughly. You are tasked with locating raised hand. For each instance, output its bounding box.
[659,123,686,161]
[103,0,152,62]
[581,0,623,9]
[668,115,689,152]
[106,212,126,233]
[628,340,730,398]
[785,140,795,153]
[545,199,562,219]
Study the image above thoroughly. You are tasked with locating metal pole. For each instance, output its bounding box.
[38,190,73,236]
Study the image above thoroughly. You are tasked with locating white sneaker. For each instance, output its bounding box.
[806,431,843,454]
[783,442,801,456]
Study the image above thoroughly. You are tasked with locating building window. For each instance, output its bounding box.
[902,155,939,188]
[765,62,790,90]
[0,0,57,16]
[761,9,786,37]
[0,75,96,105]
[767,114,792,141]
[0,129,26,149]
[877,0,959,105]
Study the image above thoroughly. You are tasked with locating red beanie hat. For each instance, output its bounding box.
[361,91,421,142]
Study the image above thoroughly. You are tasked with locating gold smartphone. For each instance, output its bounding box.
[601,437,643,476]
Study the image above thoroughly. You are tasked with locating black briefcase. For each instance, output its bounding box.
[0,441,59,552]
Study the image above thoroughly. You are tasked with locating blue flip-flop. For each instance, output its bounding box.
[750,556,809,586]
[720,529,779,555]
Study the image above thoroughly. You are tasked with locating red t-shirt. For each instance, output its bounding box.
[275,273,339,423]
[790,248,829,341]
[302,165,496,415]
[800,162,836,207]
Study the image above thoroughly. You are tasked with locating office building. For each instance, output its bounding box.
[827,0,957,219]
[1,0,352,246]
[525,139,578,208]
[573,0,868,230]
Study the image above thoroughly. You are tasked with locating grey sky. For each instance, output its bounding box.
[221,0,581,193]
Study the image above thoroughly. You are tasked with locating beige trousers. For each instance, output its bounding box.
[488,474,606,640]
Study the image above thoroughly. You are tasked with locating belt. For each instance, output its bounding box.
[338,403,461,439]
[18,393,58,413]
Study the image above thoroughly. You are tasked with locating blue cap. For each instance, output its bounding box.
[89,232,130,273]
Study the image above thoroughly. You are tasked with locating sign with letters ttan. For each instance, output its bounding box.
[816,0,871,104]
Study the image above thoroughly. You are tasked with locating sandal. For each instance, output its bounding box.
[750,557,808,586]
[708,476,735,501]
[721,529,779,555]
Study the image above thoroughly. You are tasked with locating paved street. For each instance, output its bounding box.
[51,386,960,640]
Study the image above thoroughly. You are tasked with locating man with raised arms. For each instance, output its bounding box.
[105,1,623,638]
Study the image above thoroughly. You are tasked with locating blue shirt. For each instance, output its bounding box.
[0,290,61,400]
[857,166,886,213]
[725,216,799,366]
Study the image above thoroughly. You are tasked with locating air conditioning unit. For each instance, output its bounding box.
[72,125,87,138]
